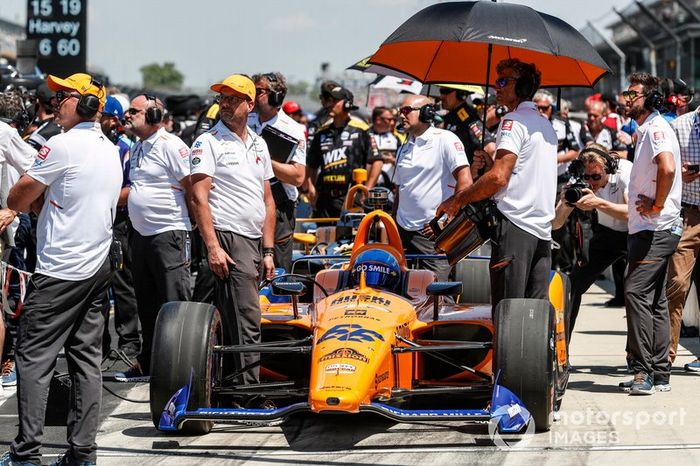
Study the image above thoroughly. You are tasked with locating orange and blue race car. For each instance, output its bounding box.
[150,208,570,436]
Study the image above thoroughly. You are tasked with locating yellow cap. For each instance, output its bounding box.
[210,74,255,102]
[47,73,106,111]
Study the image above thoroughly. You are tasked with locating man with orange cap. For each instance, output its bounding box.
[190,74,276,399]
[2,73,122,466]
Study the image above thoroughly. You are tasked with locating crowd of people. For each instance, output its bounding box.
[0,59,697,464]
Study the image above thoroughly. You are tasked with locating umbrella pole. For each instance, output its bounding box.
[481,45,493,150]
[556,87,562,117]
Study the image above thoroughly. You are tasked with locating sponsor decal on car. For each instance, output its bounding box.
[318,324,384,344]
[330,295,392,307]
[375,371,389,384]
[320,347,369,363]
[325,363,356,374]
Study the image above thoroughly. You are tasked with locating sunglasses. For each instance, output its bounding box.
[219,94,245,105]
[621,90,644,102]
[583,173,603,181]
[54,90,80,103]
[126,108,144,116]
[399,105,421,116]
[537,105,551,112]
[495,77,517,89]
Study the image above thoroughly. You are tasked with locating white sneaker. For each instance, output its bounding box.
[654,383,671,392]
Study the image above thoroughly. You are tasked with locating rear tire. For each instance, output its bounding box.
[494,298,555,432]
[150,301,222,435]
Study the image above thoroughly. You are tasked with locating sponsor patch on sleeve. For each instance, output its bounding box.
[653,131,665,141]
[454,142,465,152]
[501,119,513,131]
[37,146,51,160]
[178,147,189,158]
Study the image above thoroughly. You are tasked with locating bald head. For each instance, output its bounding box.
[402,94,432,108]
[399,94,434,136]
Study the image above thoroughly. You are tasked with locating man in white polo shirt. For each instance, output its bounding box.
[3,73,121,466]
[618,73,681,396]
[190,74,275,396]
[115,94,192,382]
[248,72,306,273]
[439,58,558,307]
[394,94,471,281]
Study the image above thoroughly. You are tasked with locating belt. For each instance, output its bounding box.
[682,202,699,211]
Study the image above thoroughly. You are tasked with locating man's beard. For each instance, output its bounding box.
[625,104,644,121]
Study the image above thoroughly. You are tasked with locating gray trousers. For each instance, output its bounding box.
[130,229,191,373]
[625,229,679,384]
[274,200,296,274]
[214,230,262,385]
[11,257,112,464]
[398,224,451,282]
[490,214,551,309]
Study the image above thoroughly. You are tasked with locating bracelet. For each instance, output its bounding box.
[263,247,274,257]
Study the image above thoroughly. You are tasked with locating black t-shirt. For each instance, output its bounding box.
[442,102,494,163]
[307,118,380,197]
[27,119,62,150]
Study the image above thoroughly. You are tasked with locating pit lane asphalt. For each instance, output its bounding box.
[1,280,699,465]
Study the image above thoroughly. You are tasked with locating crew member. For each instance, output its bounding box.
[438,59,558,307]
[552,144,631,339]
[190,74,275,393]
[305,86,381,218]
[3,72,121,466]
[368,106,403,187]
[114,94,192,382]
[249,72,306,273]
[99,96,140,358]
[439,86,495,164]
[619,73,682,395]
[394,94,471,281]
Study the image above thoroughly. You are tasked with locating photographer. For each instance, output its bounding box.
[553,144,631,340]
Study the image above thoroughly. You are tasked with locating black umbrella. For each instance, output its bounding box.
[367,1,610,88]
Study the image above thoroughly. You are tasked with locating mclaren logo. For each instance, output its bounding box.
[320,348,369,363]
[488,35,527,44]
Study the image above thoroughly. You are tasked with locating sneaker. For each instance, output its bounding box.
[618,378,634,392]
[2,360,17,387]
[629,372,655,396]
[684,358,700,372]
[113,363,149,383]
[654,383,671,392]
[50,452,95,466]
[0,451,38,466]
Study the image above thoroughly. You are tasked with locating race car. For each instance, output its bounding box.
[150,209,570,436]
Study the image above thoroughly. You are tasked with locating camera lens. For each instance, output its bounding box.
[564,187,583,204]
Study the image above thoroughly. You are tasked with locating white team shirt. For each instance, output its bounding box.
[628,112,682,234]
[394,127,469,231]
[596,159,632,232]
[191,121,274,238]
[495,101,559,240]
[128,128,191,236]
[248,111,306,202]
[27,122,121,280]
[0,121,35,173]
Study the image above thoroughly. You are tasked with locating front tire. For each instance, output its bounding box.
[150,301,222,435]
[494,298,556,432]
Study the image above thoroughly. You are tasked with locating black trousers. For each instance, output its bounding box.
[398,224,451,282]
[274,200,296,274]
[490,214,551,309]
[625,229,679,384]
[314,194,344,219]
[103,212,140,353]
[130,229,191,373]
[11,257,112,464]
[214,230,262,385]
[568,224,628,339]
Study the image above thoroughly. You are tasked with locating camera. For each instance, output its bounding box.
[563,159,590,204]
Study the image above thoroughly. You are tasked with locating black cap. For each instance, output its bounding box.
[36,82,54,106]
[320,80,340,95]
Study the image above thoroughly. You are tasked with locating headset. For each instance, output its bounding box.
[76,78,105,118]
[418,103,436,123]
[263,73,286,108]
[143,94,163,125]
[643,89,665,112]
[581,146,618,175]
